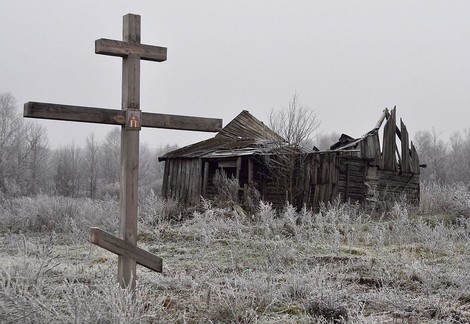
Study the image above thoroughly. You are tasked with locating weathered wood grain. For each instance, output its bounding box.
[410,142,420,174]
[248,159,254,184]
[24,102,126,125]
[203,161,209,196]
[374,108,389,129]
[24,102,222,132]
[96,38,167,62]
[400,119,410,173]
[382,107,397,171]
[162,160,170,197]
[118,13,141,289]
[90,228,162,273]
[142,111,222,132]
[236,157,242,180]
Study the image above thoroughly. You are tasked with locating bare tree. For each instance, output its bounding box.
[54,144,82,197]
[0,93,24,196]
[414,129,448,182]
[10,119,30,193]
[269,93,320,150]
[0,93,52,196]
[446,129,470,184]
[138,143,154,194]
[25,122,50,195]
[84,133,100,199]
[101,128,120,186]
[266,94,321,207]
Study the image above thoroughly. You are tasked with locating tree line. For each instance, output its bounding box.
[0,92,176,199]
[1,92,468,200]
[413,128,470,184]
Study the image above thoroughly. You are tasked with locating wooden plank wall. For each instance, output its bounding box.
[380,107,420,175]
[299,153,335,209]
[312,153,339,207]
[364,107,421,205]
[360,132,381,165]
[163,159,202,205]
[262,181,288,210]
[301,124,420,209]
[337,157,367,203]
[297,150,420,210]
[365,168,420,203]
[298,153,366,209]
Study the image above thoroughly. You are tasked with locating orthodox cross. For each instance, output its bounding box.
[24,14,222,289]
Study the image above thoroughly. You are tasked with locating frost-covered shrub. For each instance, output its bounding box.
[0,195,118,237]
[420,181,470,217]
[0,267,171,323]
[139,189,181,227]
[212,170,240,205]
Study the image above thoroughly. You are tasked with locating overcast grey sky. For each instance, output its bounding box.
[1,1,469,148]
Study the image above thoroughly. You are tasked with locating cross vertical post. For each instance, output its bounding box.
[119,14,141,288]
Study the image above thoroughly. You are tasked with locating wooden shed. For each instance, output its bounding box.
[158,110,293,206]
[300,107,421,209]
[159,107,421,209]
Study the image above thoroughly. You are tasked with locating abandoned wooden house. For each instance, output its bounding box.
[158,110,290,206]
[159,107,421,209]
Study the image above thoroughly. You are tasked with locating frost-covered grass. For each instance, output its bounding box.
[419,181,470,218]
[0,182,469,323]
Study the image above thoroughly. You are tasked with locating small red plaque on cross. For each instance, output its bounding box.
[126,110,141,130]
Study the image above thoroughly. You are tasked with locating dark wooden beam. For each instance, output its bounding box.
[374,108,389,130]
[142,111,222,132]
[400,119,410,173]
[95,38,167,62]
[90,227,162,273]
[24,101,223,132]
[24,102,125,125]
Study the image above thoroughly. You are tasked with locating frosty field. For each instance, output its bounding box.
[1,182,469,323]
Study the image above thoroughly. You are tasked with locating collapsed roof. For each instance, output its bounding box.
[159,110,288,160]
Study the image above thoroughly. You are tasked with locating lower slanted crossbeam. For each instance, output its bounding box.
[90,227,162,273]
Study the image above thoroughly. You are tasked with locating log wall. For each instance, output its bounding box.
[299,151,418,210]
[162,151,420,209]
[337,157,367,204]
[365,167,420,204]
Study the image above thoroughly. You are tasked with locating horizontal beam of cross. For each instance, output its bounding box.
[90,227,162,273]
[24,101,222,132]
[96,38,167,62]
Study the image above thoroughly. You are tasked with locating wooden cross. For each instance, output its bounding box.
[24,13,222,289]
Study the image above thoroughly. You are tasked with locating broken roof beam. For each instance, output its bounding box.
[382,107,397,171]
[410,141,420,174]
[374,108,389,130]
[384,106,406,141]
[401,119,410,172]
